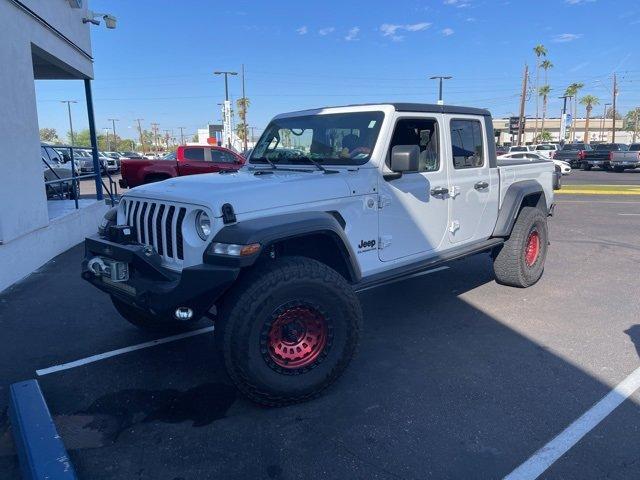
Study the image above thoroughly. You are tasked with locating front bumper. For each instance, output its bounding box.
[82,236,239,317]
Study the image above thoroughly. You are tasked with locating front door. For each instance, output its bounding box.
[445,116,495,244]
[179,147,218,175]
[378,115,450,262]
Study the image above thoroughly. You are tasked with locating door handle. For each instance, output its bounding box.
[430,186,449,196]
[182,163,191,167]
[474,181,489,190]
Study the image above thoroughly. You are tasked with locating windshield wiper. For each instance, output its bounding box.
[298,156,338,174]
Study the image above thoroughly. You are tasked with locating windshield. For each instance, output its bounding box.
[630,144,640,151]
[251,111,384,166]
[536,145,555,150]
[562,144,590,151]
[595,144,620,151]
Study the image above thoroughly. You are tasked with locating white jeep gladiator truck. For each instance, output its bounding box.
[82,103,556,406]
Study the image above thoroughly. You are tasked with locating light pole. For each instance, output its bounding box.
[60,100,78,145]
[214,70,238,148]
[600,102,611,142]
[103,127,111,150]
[429,76,452,105]
[108,118,119,150]
[558,95,572,144]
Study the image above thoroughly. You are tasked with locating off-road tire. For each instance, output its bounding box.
[217,256,362,407]
[613,166,624,173]
[111,296,199,333]
[582,163,591,171]
[493,206,548,288]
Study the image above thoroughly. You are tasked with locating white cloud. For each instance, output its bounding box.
[552,33,583,42]
[318,27,335,36]
[442,28,455,36]
[565,0,595,4]
[345,26,360,41]
[380,22,431,41]
[444,0,471,7]
[296,26,308,35]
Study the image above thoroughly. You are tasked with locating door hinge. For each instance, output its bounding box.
[378,235,392,249]
[449,220,460,233]
[449,186,460,198]
[378,195,391,209]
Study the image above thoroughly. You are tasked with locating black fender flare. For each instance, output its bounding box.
[209,211,361,282]
[492,180,547,237]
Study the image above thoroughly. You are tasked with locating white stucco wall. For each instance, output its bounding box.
[0,0,94,244]
[0,0,104,292]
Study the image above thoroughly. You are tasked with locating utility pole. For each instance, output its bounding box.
[214,70,238,149]
[164,129,171,150]
[178,127,185,145]
[429,75,452,105]
[611,73,617,143]
[135,118,145,153]
[517,65,528,146]
[241,64,248,151]
[151,122,160,154]
[103,127,111,150]
[600,103,611,142]
[60,100,78,145]
[107,118,119,149]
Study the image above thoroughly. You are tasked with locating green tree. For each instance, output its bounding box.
[624,108,640,142]
[236,97,251,147]
[564,82,584,141]
[538,130,552,142]
[538,85,552,135]
[67,129,92,147]
[541,59,553,85]
[579,95,599,144]
[39,128,59,143]
[532,44,548,141]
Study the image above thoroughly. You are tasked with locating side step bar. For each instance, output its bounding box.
[354,238,503,292]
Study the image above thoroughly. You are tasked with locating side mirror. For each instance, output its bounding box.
[390,145,420,173]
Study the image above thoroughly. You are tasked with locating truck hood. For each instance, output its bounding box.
[125,168,354,217]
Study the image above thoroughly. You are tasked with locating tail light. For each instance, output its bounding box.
[550,151,555,159]
[578,150,586,160]
[608,152,613,161]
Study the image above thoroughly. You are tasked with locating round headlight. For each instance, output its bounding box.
[195,210,211,240]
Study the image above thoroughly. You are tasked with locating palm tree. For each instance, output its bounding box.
[565,82,584,141]
[579,95,599,144]
[539,85,552,139]
[532,45,548,142]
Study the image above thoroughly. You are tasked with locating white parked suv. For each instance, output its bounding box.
[83,103,556,406]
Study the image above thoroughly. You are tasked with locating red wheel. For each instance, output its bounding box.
[263,303,330,371]
[524,230,540,267]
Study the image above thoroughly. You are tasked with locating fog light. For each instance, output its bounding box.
[174,307,194,321]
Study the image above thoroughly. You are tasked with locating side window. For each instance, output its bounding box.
[211,150,236,163]
[41,147,50,162]
[388,118,439,172]
[512,153,525,159]
[450,119,484,169]
[46,147,62,163]
[183,147,204,161]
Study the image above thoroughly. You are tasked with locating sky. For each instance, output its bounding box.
[35,0,640,142]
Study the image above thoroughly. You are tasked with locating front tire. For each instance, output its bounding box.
[217,256,362,406]
[582,163,591,171]
[493,206,548,288]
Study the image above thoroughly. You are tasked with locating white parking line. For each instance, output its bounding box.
[618,213,640,216]
[36,326,215,376]
[504,366,640,480]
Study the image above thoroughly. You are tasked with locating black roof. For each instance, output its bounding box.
[280,103,491,117]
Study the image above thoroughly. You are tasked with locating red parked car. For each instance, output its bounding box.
[119,145,245,188]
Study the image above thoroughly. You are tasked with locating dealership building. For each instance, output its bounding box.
[492,117,634,145]
[0,0,108,292]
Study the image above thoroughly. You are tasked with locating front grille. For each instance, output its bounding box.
[125,199,187,263]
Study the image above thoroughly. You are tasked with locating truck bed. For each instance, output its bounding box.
[497,159,555,210]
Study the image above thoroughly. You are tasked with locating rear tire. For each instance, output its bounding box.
[613,166,624,173]
[493,206,548,288]
[217,256,362,406]
[111,296,199,333]
[582,163,591,171]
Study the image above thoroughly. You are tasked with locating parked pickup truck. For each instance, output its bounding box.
[83,103,556,406]
[553,143,592,168]
[582,143,629,170]
[609,143,640,172]
[119,145,245,188]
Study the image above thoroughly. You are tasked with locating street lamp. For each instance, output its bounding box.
[214,71,238,148]
[429,76,452,105]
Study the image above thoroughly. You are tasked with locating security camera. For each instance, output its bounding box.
[103,14,117,29]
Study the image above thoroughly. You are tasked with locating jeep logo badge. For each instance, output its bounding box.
[357,239,376,253]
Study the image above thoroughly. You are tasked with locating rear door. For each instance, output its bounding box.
[446,116,499,244]
[178,147,215,175]
[378,114,450,261]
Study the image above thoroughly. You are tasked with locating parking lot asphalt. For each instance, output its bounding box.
[2,174,640,479]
